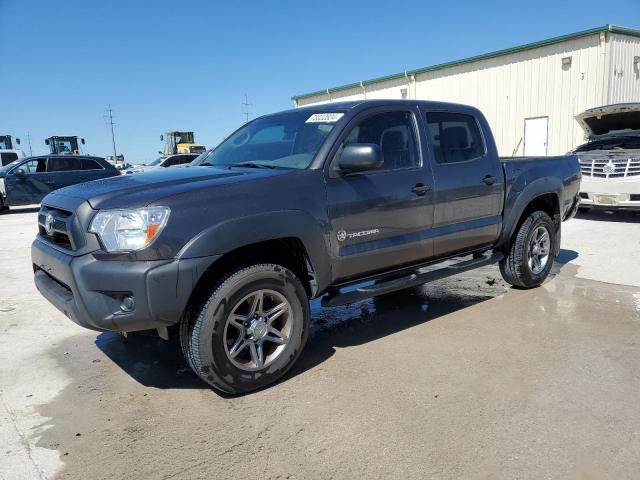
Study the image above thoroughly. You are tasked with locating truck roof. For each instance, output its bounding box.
[282,99,483,116]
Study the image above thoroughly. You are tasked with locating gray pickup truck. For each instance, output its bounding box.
[32,100,581,394]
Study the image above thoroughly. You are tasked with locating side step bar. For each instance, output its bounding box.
[321,251,504,308]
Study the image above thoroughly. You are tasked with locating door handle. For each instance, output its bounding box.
[482,175,496,186]
[411,183,429,196]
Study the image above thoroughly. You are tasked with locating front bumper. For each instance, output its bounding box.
[32,237,218,332]
[579,177,640,209]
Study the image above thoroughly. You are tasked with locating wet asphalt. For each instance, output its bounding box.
[1,208,639,479]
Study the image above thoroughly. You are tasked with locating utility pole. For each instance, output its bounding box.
[26,132,33,156]
[104,104,118,160]
[242,94,253,123]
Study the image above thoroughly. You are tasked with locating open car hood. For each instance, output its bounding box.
[576,103,640,138]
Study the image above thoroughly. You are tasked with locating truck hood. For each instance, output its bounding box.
[52,165,293,210]
[575,103,640,138]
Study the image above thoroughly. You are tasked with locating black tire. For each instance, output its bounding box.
[0,198,7,214]
[180,264,310,394]
[499,210,555,289]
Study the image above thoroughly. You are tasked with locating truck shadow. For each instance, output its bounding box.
[96,261,560,395]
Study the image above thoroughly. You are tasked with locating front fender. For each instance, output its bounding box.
[176,210,331,293]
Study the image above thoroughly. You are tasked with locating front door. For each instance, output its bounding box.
[326,108,435,281]
[5,158,53,206]
[423,110,504,257]
[524,116,548,156]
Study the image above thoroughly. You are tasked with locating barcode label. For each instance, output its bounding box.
[306,113,344,123]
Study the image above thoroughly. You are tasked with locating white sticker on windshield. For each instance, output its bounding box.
[305,113,344,123]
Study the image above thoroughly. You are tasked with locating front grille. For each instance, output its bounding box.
[579,156,640,178]
[38,206,76,250]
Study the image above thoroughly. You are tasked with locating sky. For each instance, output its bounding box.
[2,0,639,163]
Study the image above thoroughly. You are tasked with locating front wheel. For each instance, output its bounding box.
[180,264,310,394]
[499,210,555,288]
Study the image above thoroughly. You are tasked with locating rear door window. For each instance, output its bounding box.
[47,157,81,172]
[426,112,485,164]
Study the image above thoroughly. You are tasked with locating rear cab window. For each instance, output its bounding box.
[426,112,485,164]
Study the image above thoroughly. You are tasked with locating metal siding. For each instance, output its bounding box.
[297,34,614,155]
[608,34,640,103]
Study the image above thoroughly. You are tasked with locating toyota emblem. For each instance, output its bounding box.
[44,213,55,236]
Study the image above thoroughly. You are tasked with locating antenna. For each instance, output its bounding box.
[104,104,118,160]
[242,94,253,123]
[26,132,33,156]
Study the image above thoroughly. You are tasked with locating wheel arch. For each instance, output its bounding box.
[177,211,331,308]
[499,177,562,254]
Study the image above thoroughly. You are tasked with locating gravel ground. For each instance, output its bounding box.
[1,207,639,480]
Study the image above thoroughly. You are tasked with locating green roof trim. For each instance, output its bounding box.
[292,24,640,102]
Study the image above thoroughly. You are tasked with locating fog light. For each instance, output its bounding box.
[120,296,135,312]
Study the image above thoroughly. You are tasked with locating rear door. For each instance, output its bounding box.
[45,156,83,190]
[326,106,435,280]
[422,109,503,256]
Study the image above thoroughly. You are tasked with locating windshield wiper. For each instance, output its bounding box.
[228,162,276,169]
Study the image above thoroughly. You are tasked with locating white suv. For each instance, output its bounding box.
[574,104,640,210]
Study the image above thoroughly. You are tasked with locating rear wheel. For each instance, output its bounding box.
[500,210,555,288]
[180,264,310,394]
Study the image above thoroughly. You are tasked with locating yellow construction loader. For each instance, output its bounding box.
[161,131,206,155]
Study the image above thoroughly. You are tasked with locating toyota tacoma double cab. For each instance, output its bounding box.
[32,100,581,394]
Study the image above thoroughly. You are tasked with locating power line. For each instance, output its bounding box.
[26,132,33,156]
[104,104,118,160]
[242,94,253,123]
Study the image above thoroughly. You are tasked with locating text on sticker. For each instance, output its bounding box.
[306,113,344,123]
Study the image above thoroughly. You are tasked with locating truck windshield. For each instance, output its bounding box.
[197,111,343,169]
[54,139,75,153]
[175,132,194,144]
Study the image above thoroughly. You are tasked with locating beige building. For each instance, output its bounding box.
[292,25,640,156]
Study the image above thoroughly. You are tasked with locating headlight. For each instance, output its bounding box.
[89,207,170,252]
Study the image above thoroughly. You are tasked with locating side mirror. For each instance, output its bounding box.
[14,168,26,177]
[160,134,164,142]
[81,138,85,145]
[15,138,21,145]
[45,139,50,146]
[338,143,383,173]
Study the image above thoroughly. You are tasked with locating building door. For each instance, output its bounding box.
[524,117,548,156]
